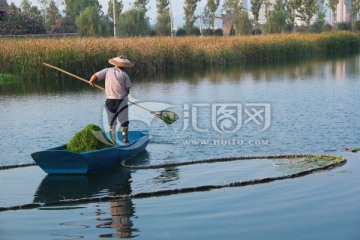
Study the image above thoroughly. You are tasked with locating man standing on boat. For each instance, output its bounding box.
[89,56,133,143]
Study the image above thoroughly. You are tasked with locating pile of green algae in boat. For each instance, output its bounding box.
[65,124,114,152]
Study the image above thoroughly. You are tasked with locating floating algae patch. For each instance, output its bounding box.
[273,155,344,174]
[0,74,21,85]
[65,124,114,153]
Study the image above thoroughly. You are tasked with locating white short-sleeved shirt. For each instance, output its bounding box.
[95,67,131,99]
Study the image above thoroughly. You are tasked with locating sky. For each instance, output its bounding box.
[9,0,225,28]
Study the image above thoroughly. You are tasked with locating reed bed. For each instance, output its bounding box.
[0,31,359,82]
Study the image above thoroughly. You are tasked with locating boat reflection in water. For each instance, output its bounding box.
[33,151,150,238]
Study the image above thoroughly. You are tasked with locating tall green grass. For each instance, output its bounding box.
[0,31,359,83]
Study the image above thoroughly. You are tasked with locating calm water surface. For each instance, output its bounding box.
[0,54,359,239]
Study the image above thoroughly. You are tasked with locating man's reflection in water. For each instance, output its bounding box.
[96,167,139,238]
[109,199,137,238]
[97,198,138,238]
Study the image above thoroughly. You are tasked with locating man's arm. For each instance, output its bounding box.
[89,74,97,87]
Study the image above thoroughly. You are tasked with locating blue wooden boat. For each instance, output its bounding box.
[31,130,149,174]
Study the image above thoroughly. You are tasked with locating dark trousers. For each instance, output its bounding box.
[105,99,129,128]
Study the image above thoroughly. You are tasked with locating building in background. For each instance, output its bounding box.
[336,0,351,22]
[0,0,9,14]
[327,0,351,25]
[0,0,9,21]
[258,0,276,25]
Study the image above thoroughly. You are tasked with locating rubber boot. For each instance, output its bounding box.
[110,126,116,144]
[121,127,128,143]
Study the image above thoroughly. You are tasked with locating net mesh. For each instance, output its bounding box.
[157,110,179,125]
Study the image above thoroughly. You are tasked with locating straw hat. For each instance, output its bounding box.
[108,56,134,68]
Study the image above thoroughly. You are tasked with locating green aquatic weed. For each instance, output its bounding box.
[65,124,113,153]
[273,155,344,174]
[161,111,179,125]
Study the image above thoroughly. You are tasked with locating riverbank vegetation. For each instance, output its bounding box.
[0,73,21,85]
[0,31,359,82]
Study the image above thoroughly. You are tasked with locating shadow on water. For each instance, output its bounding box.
[33,166,131,203]
[33,150,150,203]
[34,170,139,238]
[1,53,359,95]
[32,151,150,238]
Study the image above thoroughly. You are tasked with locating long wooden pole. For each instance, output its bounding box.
[42,62,155,114]
[43,63,104,91]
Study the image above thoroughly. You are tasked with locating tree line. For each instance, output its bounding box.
[1,0,360,37]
